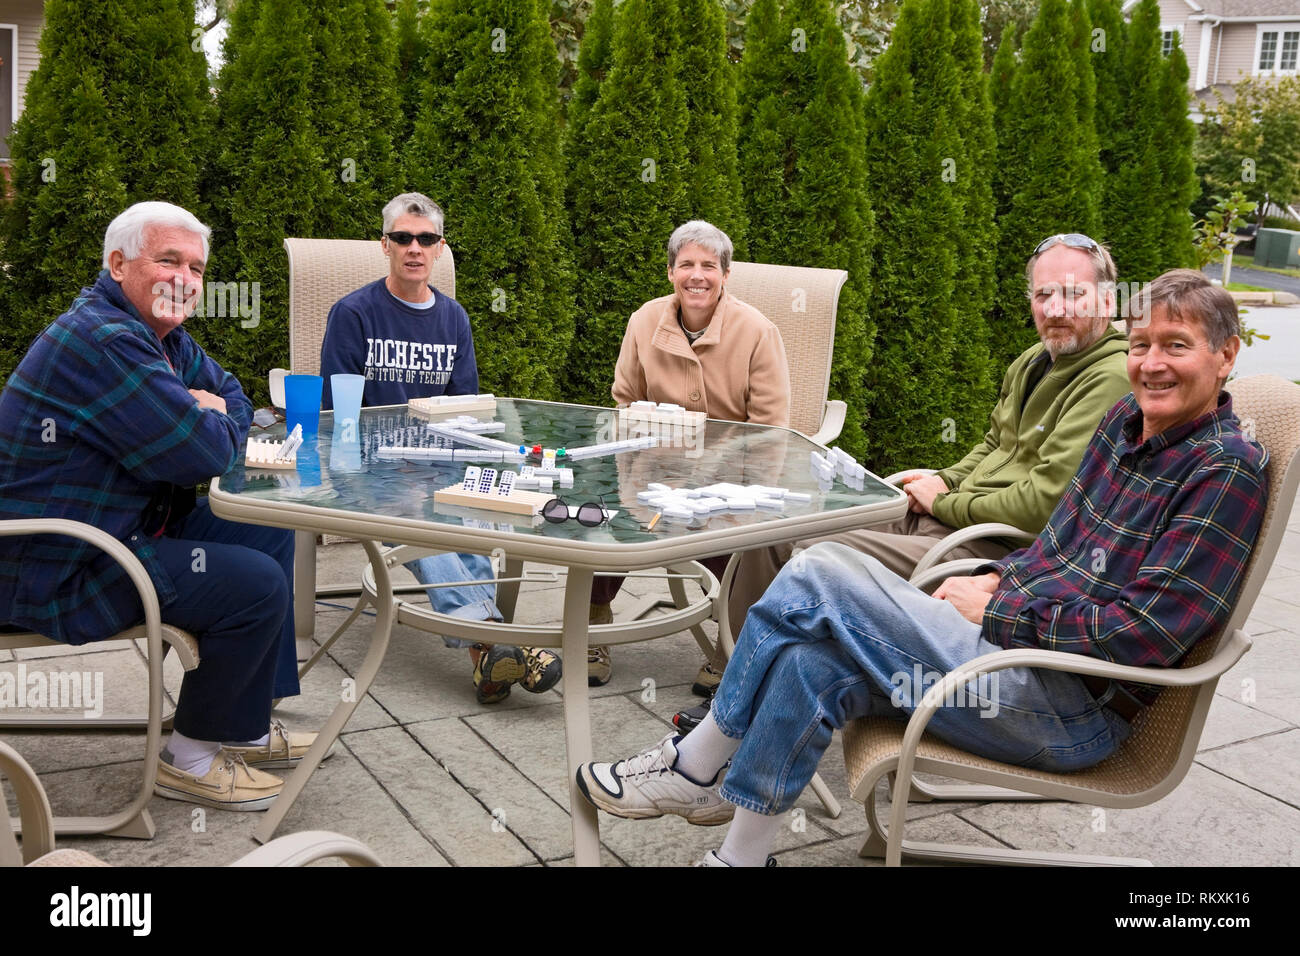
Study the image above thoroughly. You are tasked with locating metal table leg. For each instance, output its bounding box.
[560,565,600,867]
[255,538,395,844]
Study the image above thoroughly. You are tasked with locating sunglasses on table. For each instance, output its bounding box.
[385,231,443,247]
[1034,233,1099,255]
[541,495,610,528]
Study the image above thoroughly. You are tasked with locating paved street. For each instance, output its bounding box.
[1204,262,1300,298]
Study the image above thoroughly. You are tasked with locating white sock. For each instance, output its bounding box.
[164,731,221,776]
[673,710,740,784]
[227,732,270,747]
[717,807,784,867]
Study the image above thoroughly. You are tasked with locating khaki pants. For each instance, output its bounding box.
[725,512,1014,639]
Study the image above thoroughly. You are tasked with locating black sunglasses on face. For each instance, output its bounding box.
[1034,233,1099,256]
[385,231,442,247]
[541,495,609,528]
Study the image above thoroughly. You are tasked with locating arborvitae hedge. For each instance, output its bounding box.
[0,0,209,377]
[407,0,575,400]
[1157,33,1198,271]
[677,0,747,251]
[564,0,690,408]
[863,0,969,473]
[737,0,873,458]
[394,0,428,144]
[946,0,997,423]
[1088,0,1125,198]
[567,0,615,146]
[990,0,1103,371]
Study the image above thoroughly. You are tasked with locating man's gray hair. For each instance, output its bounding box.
[382,192,445,236]
[1130,268,1240,349]
[1024,236,1119,304]
[102,202,210,269]
[667,220,733,272]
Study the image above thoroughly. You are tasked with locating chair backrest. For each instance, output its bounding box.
[725,261,848,438]
[282,238,457,377]
[1119,373,1300,787]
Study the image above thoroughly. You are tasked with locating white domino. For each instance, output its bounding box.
[496,471,516,496]
[477,468,498,495]
[461,466,482,492]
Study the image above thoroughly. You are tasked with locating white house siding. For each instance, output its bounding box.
[11,0,44,115]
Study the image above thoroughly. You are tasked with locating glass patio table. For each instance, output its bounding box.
[210,398,905,863]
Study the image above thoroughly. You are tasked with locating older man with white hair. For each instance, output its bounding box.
[0,201,314,812]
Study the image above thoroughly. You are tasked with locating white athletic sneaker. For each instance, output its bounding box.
[694,849,779,867]
[576,733,734,826]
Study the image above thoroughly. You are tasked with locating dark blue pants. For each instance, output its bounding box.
[156,500,299,742]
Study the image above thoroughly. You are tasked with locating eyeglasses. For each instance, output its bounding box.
[385,231,442,247]
[541,495,610,528]
[1034,233,1099,255]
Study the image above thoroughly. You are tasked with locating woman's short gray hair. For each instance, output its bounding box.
[102,202,210,268]
[667,220,733,272]
[382,192,445,235]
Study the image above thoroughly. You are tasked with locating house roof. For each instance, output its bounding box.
[1127,0,1300,17]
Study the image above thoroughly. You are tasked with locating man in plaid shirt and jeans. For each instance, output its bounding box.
[578,269,1269,866]
[0,202,315,812]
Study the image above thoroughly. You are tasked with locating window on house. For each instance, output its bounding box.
[1,26,13,162]
[1162,30,1177,56]
[1259,29,1300,72]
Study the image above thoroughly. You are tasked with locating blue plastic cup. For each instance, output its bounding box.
[284,374,324,436]
[330,373,365,434]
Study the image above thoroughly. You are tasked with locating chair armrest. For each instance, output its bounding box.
[912,523,1036,578]
[269,368,288,408]
[881,468,937,487]
[908,557,992,592]
[809,400,847,447]
[0,741,56,865]
[228,830,383,867]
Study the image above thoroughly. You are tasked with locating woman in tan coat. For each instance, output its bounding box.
[589,220,791,688]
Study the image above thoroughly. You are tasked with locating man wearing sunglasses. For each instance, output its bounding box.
[320,193,562,705]
[726,234,1132,643]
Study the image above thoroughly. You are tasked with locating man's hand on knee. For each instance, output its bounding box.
[933,572,1000,624]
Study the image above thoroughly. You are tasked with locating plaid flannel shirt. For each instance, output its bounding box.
[0,272,252,644]
[979,392,1268,707]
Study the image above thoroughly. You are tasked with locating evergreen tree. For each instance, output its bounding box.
[677,0,747,251]
[567,0,615,145]
[394,0,428,143]
[564,0,690,407]
[1156,34,1198,270]
[990,0,1103,370]
[736,0,874,457]
[1099,0,1166,283]
[203,0,333,405]
[307,0,399,238]
[1087,0,1125,192]
[0,0,209,376]
[408,0,574,400]
[863,0,966,472]
[946,0,997,420]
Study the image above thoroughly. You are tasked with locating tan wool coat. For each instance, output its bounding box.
[610,291,790,427]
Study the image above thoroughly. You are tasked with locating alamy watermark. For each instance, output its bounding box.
[890,663,1000,718]
[0,663,104,718]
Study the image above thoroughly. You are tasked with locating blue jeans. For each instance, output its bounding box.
[156,499,299,742]
[712,543,1131,815]
[403,551,502,649]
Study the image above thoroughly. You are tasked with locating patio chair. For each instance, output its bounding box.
[0,519,201,840]
[840,373,1300,865]
[0,740,380,867]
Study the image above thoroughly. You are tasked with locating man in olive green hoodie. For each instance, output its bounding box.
[724,234,1132,645]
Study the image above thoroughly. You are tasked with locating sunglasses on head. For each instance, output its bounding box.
[541,495,610,528]
[1034,233,1099,256]
[385,231,442,247]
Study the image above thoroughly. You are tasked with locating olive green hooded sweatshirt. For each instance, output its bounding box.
[931,327,1130,534]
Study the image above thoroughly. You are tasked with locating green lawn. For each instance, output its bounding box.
[1226,281,1275,292]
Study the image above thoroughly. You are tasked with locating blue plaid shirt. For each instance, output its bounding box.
[0,272,252,644]
[980,392,1268,706]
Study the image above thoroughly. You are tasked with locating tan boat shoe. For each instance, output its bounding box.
[223,719,323,769]
[154,750,283,812]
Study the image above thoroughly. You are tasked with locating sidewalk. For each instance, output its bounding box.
[5,494,1299,866]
